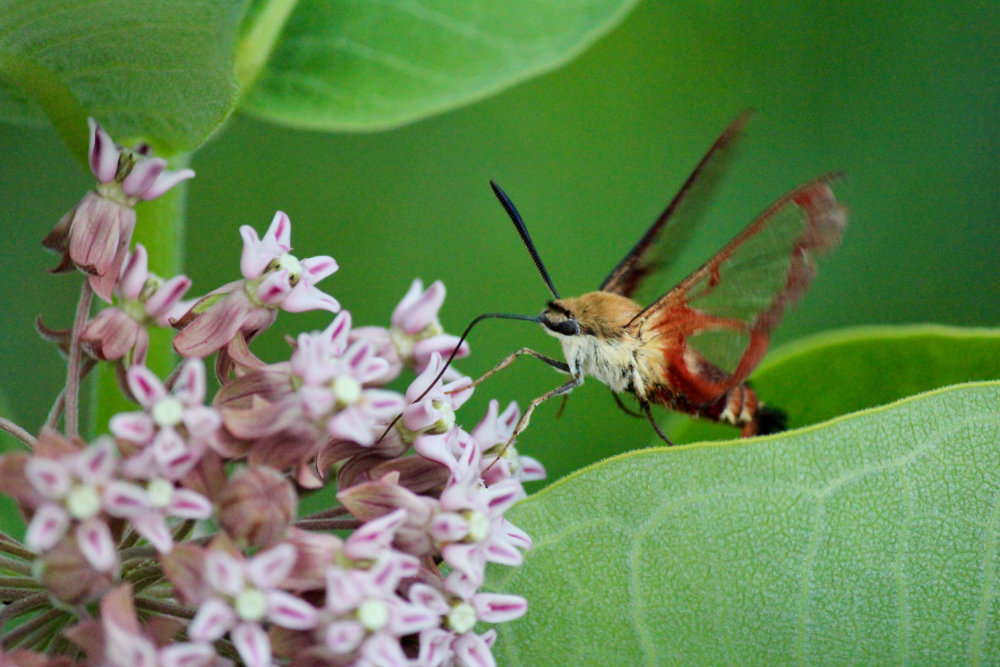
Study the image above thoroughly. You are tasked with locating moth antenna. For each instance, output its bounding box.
[374,311,541,444]
[490,180,561,300]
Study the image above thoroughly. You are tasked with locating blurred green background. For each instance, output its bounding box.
[1,1,997,483]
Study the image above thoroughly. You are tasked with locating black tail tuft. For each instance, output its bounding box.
[755,405,788,435]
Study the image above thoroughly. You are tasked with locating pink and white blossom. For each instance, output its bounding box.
[23,437,120,571]
[43,118,195,302]
[411,574,527,667]
[433,443,532,586]
[81,244,192,365]
[472,400,547,485]
[188,543,319,667]
[314,549,437,664]
[111,359,220,480]
[102,477,213,553]
[173,211,339,363]
[351,279,470,382]
[92,584,216,667]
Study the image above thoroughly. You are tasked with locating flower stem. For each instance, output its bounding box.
[293,518,361,531]
[0,555,32,576]
[0,576,43,590]
[66,280,93,437]
[300,505,349,521]
[0,535,38,563]
[0,591,50,623]
[132,595,197,620]
[0,418,35,449]
[1,608,65,648]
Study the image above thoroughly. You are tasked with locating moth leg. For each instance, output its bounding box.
[485,375,582,470]
[641,401,676,446]
[554,393,578,419]
[611,392,643,419]
[457,347,569,394]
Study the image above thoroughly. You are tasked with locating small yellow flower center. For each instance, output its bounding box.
[388,326,414,361]
[464,510,489,543]
[146,479,174,508]
[357,599,389,631]
[388,321,444,364]
[234,588,268,621]
[333,376,362,406]
[67,485,101,520]
[139,275,165,302]
[275,253,303,286]
[428,400,455,435]
[152,396,184,427]
[447,602,477,634]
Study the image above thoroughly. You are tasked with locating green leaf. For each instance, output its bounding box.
[673,324,1000,444]
[491,382,1000,665]
[240,0,640,131]
[0,0,248,156]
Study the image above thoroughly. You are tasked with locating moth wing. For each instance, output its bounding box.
[629,177,847,397]
[600,111,751,303]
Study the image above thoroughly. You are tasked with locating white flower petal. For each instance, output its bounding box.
[24,458,71,498]
[265,590,318,630]
[246,543,296,589]
[189,598,237,642]
[205,551,245,597]
[231,621,272,667]
[75,518,117,571]
[25,503,70,551]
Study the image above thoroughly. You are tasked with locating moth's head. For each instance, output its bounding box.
[538,300,580,338]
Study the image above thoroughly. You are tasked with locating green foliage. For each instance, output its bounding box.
[241,0,640,131]
[491,382,1000,665]
[673,325,1000,443]
[0,0,247,157]
[0,0,640,152]
[1,1,998,662]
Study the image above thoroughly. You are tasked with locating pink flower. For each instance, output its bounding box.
[90,584,216,667]
[472,400,546,485]
[23,437,120,571]
[81,244,192,365]
[315,550,437,664]
[351,279,470,383]
[401,352,473,439]
[188,542,319,667]
[102,477,213,553]
[173,211,339,364]
[216,314,406,485]
[43,118,195,302]
[411,573,527,667]
[110,360,221,480]
[432,443,532,586]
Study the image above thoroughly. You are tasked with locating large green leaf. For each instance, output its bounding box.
[240,0,640,131]
[672,325,1000,444]
[0,0,247,156]
[490,382,1000,664]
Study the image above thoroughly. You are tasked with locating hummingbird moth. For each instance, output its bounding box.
[477,113,847,445]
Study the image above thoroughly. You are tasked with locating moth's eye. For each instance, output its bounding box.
[550,319,579,336]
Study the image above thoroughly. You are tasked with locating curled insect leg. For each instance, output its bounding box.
[641,401,675,446]
[611,392,643,419]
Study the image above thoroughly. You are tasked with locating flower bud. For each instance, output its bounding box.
[37,536,114,605]
[217,466,296,548]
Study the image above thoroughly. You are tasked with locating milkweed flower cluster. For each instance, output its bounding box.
[0,120,543,666]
